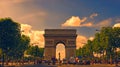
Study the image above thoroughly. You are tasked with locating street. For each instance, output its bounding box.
[19,64,57,67]
[20,64,116,67]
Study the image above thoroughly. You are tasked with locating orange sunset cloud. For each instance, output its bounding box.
[21,24,44,48]
[76,35,88,49]
[62,16,87,27]
[113,23,120,27]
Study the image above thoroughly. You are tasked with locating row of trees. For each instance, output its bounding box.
[0,18,44,62]
[26,46,44,58]
[76,27,120,62]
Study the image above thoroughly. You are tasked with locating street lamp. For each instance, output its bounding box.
[1,49,5,67]
[58,52,61,65]
[115,35,120,66]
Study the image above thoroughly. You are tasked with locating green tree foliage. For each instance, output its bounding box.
[76,27,120,61]
[76,40,93,59]
[8,35,30,59]
[19,35,30,57]
[26,46,44,58]
[76,48,83,57]
[94,27,120,60]
[0,18,30,60]
[0,18,21,55]
[112,27,120,48]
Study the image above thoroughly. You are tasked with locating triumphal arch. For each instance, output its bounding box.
[44,29,77,60]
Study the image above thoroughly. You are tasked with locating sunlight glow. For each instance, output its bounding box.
[56,43,65,60]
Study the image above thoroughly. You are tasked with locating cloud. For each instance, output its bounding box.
[76,35,88,49]
[61,13,113,28]
[0,0,30,4]
[81,22,93,27]
[62,16,86,27]
[113,23,120,27]
[95,18,112,27]
[19,12,47,20]
[12,0,30,4]
[30,30,44,47]
[21,24,44,48]
[90,13,98,19]
[115,18,120,23]
[21,24,32,36]
[89,37,94,41]
[0,0,47,27]
[61,13,99,27]
[18,11,47,24]
[61,16,93,27]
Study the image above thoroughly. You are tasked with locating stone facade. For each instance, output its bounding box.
[44,29,77,60]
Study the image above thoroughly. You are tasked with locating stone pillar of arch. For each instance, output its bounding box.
[44,29,77,60]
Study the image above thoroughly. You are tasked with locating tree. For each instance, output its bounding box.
[92,27,120,62]
[76,47,83,57]
[7,35,30,59]
[26,46,44,58]
[92,33,103,54]
[0,18,21,58]
[0,18,30,60]
[112,27,120,48]
[18,35,30,58]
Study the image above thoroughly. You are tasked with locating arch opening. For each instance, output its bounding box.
[56,43,65,60]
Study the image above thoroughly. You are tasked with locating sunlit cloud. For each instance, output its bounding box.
[115,18,120,23]
[17,11,47,25]
[95,18,112,27]
[89,36,94,41]
[76,35,88,49]
[12,0,31,4]
[19,12,47,21]
[90,13,98,19]
[62,13,99,27]
[0,0,47,28]
[30,30,44,47]
[81,22,93,27]
[0,0,30,4]
[113,23,120,27]
[62,16,86,27]
[21,24,32,36]
[21,24,44,48]
[61,14,113,28]
[61,16,94,27]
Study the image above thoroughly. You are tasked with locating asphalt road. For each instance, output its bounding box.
[20,64,57,67]
[20,64,116,67]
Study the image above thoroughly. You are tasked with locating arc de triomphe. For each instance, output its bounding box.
[44,29,77,60]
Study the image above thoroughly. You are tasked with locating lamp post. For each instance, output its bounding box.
[58,52,61,65]
[1,49,5,67]
[115,35,120,66]
[115,48,118,66]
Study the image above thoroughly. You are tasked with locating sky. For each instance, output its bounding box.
[0,0,120,49]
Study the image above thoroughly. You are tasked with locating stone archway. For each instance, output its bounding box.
[44,29,77,60]
[56,43,65,60]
